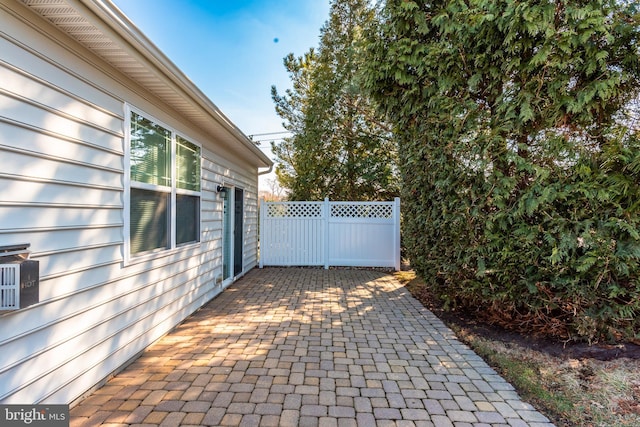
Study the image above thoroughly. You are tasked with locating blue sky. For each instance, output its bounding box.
[112,0,331,177]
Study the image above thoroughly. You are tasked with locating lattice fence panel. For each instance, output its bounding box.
[330,203,393,219]
[266,203,323,218]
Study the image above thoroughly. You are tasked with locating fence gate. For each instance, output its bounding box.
[259,198,400,270]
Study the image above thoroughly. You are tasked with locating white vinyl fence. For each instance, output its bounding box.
[259,198,400,270]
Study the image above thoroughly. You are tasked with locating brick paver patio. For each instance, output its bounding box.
[70,268,555,427]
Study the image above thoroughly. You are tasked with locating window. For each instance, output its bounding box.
[128,110,201,257]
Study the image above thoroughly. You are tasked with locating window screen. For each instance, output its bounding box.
[130,188,169,254]
[176,194,200,245]
[130,112,171,187]
[177,136,201,192]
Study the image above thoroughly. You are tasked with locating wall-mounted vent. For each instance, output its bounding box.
[0,244,39,311]
[1,264,20,310]
[0,260,39,311]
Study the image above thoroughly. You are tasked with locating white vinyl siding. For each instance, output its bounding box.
[0,1,260,405]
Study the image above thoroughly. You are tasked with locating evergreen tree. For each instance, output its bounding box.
[364,0,640,341]
[272,0,399,201]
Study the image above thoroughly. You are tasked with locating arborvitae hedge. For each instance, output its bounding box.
[364,0,640,342]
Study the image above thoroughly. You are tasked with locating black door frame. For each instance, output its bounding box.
[233,187,244,277]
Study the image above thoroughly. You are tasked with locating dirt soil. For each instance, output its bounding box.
[401,274,640,361]
[436,309,640,361]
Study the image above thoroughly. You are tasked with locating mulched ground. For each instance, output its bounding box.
[404,278,640,361]
[439,310,640,361]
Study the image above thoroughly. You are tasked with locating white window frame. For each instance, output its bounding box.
[124,104,202,264]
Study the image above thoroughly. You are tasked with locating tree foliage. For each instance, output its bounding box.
[271,0,399,201]
[363,0,640,342]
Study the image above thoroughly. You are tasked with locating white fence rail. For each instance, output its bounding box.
[259,198,400,270]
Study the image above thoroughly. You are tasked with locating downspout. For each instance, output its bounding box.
[258,164,273,176]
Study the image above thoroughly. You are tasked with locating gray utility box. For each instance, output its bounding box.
[0,244,39,311]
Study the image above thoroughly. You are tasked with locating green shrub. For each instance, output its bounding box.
[364,0,640,342]
[401,134,640,342]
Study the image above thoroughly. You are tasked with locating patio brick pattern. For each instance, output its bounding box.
[70,268,555,427]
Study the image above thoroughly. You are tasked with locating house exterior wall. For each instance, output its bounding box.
[0,1,259,404]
